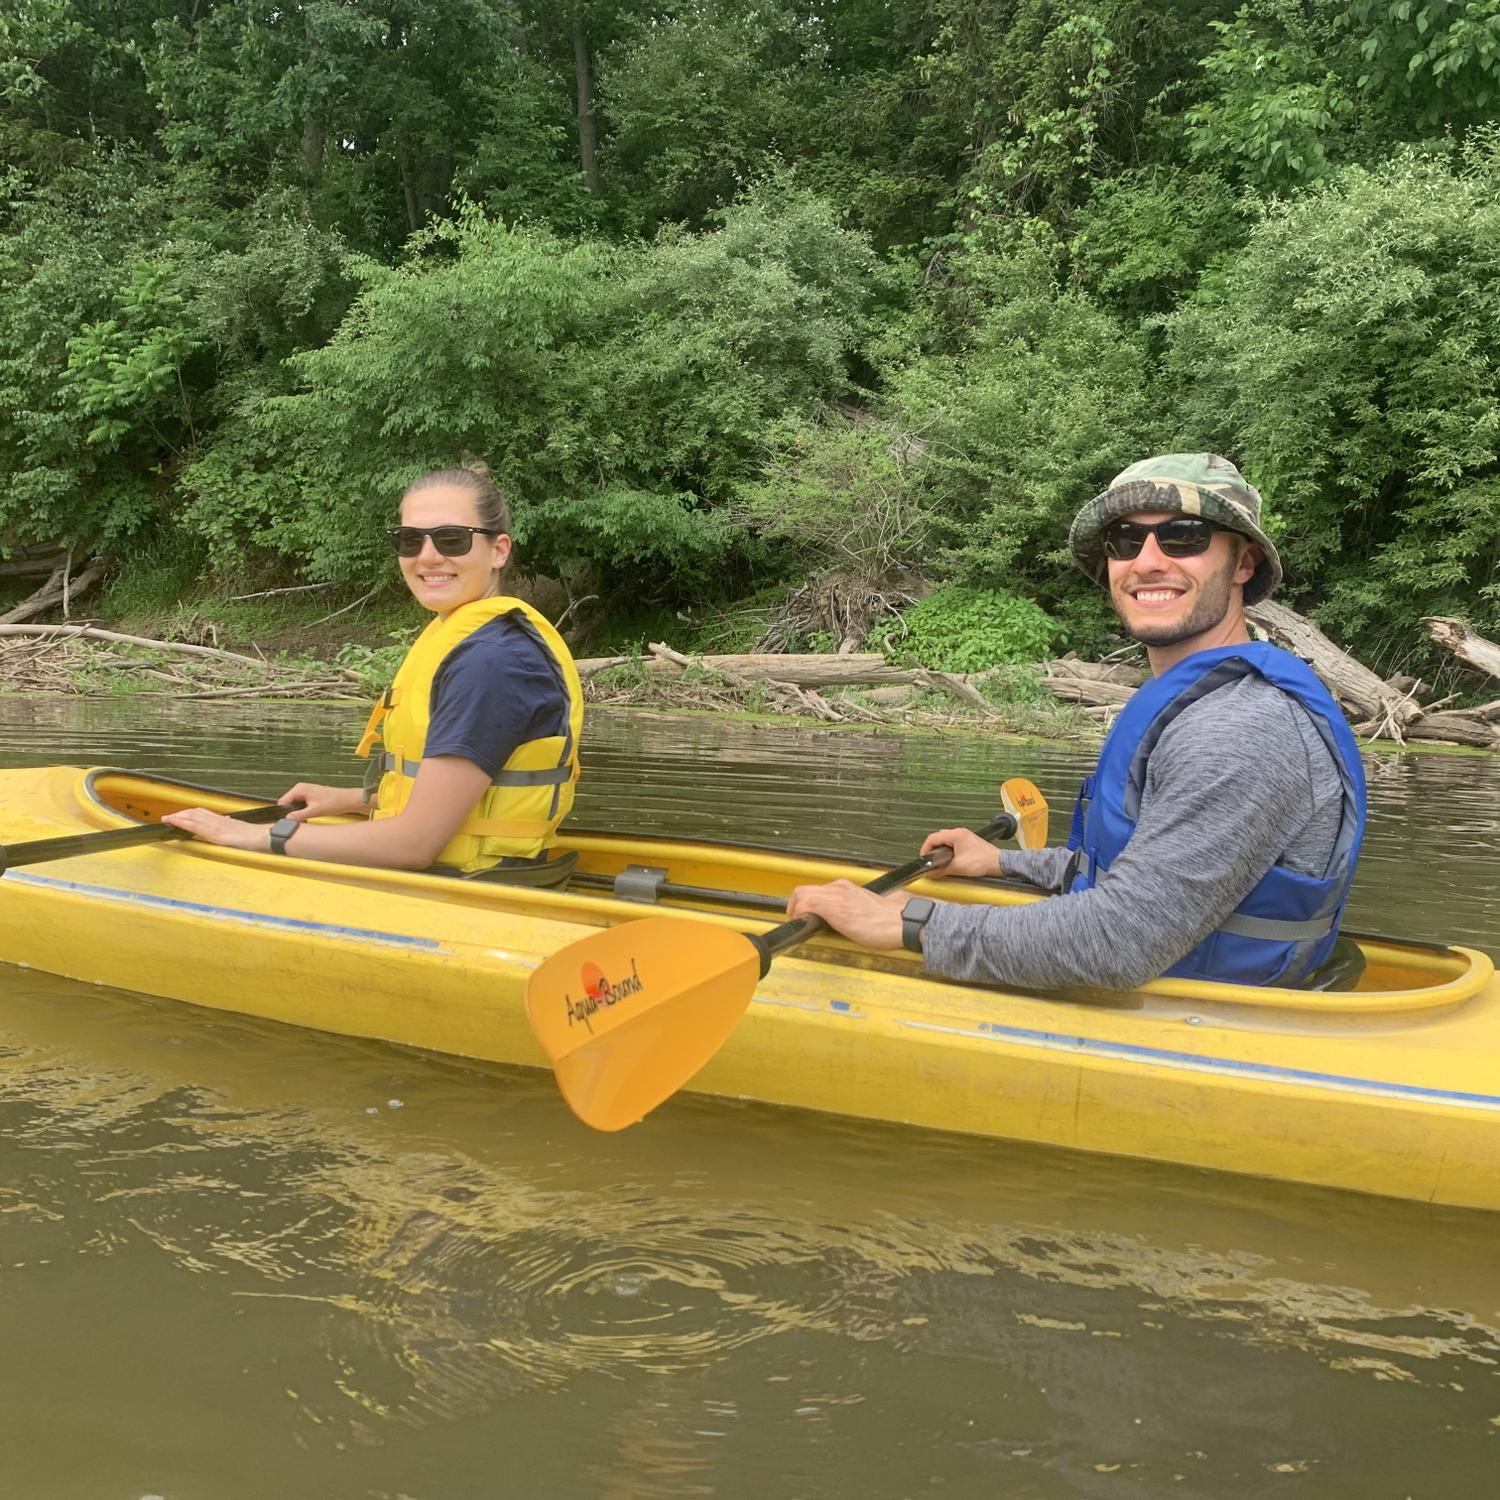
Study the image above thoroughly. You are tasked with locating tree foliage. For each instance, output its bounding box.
[1160,142,1500,643]
[2,0,1498,664]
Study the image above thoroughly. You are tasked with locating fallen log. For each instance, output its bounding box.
[647,643,847,721]
[0,552,68,580]
[576,651,917,686]
[1045,657,1146,688]
[1040,676,1135,708]
[1424,617,1500,683]
[0,622,364,685]
[0,557,107,625]
[1403,713,1500,750]
[1247,599,1421,740]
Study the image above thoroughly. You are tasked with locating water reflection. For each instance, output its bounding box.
[1,699,1499,1495]
[2,970,1497,1497]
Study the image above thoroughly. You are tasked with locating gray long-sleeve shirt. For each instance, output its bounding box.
[922,673,1348,990]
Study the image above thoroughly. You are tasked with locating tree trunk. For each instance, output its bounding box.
[399,156,421,233]
[1405,713,1500,750]
[1424,616,1500,683]
[302,118,325,186]
[417,151,453,223]
[0,559,107,626]
[572,6,601,194]
[1247,599,1422,737]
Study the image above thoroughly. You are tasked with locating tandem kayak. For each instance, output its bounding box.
[1,765,1497,1212]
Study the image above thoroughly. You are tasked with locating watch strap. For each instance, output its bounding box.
[901,896,936,954]
[268,817,301,856]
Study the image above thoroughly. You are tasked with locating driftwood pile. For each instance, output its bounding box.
[5,571,1499,748]
[1045,604,1500,747]
[573,604,1500,749]
[0,623,366,701]
[577,643,1035,727]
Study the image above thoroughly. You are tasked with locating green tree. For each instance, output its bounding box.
[1160,143,1500,650]
[890,231,1153,591]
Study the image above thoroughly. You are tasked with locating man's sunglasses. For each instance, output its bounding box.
[386,525,500,558]
[1101,517,1222,561]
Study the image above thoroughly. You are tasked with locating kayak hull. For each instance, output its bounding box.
[1,766,1497,1211]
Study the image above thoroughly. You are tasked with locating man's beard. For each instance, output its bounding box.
[1113,549,1242,648]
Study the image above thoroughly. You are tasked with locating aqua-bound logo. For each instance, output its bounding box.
[565,957,644,1033]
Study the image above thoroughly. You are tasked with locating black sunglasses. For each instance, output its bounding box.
[386,524,500,558]
[1101,517,1222,561]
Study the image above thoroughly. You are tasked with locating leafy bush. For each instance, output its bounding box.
[889,237,1153,588]
[886,584,1061,672]
[0,157,210,554]
[1159,144,1500,651]
[737,410,927,583]
[185,184,891,595]
[1069,168,1246,317]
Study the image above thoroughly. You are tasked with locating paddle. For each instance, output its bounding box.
[0,802,290,876]
[525,777,1049,1132]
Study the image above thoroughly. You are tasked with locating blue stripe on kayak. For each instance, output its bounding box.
[900,1017,1500,1112]
[6,872,441,951]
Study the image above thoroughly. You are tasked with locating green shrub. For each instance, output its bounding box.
[889,237,1153,588]
[737,410,927,583]
[885,584,1061,672]
[1159,144,1500,651]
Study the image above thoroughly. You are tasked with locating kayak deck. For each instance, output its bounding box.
[1,765,1496,1211]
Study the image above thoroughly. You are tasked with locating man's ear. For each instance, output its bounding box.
[1234,539,1260,587]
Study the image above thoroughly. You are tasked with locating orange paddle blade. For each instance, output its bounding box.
[1000,777,1048,850]
[524,916,762,1131]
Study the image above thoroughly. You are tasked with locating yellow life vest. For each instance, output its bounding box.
[354,596,585,872]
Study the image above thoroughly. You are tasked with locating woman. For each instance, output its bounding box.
[165,465,584,881]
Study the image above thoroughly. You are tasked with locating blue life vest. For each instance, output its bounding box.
[1064,642,1367,986]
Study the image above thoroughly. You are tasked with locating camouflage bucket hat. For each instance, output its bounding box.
[1068,453,1282,606]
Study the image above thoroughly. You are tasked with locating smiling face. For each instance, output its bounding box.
[396,482,512,618]
[1107,511,1258,671]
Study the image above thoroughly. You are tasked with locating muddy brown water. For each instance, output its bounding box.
[0,698,1496,1499]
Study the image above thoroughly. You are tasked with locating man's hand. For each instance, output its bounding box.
[279,782,366,821]
[785,881,910,948]
[918,828,1002,879]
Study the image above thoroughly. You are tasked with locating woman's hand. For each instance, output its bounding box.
[160,807,274,852]
[278,783,368,821]
[918,828,1002,880]
[785,881,909,948]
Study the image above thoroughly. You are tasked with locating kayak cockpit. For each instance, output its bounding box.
[74,766,1495,1020]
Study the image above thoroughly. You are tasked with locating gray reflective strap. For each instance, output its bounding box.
[1217,911,1336,942]
[493,766,572,788]
[381,751,569,788]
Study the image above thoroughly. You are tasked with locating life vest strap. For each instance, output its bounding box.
[1217,911,1336,942]
[378,751,574,788]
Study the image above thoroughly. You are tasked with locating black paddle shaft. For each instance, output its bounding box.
[0,802,289,875]
[748,810,1018,976]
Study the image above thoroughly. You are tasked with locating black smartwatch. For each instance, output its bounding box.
[901,896,936,954]
[267,817,301,856]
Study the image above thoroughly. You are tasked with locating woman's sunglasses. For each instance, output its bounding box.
[1101,517,1222,561]
[386,525,499,558]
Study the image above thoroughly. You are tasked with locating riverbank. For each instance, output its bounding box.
[7,592,1500,751]
[0,623,1103,741]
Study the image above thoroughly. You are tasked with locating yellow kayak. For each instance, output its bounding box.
[1,766,1497,1211]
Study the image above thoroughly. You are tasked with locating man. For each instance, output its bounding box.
[786,453,1367,989]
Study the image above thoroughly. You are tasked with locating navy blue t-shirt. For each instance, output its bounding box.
[423,615,570,777]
